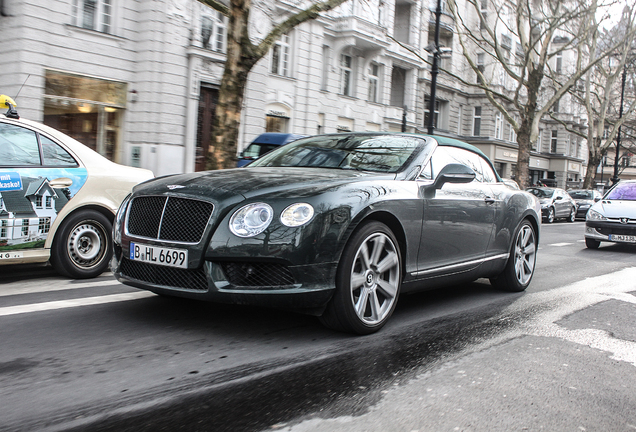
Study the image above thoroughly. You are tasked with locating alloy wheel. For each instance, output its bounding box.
[349,232,400,326]
[513,224,536,285]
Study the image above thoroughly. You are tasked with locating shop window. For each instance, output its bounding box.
[43,70,126,163]
[266,115,289,133]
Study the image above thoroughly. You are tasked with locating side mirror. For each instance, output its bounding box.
[432,163,476,190]
[594,197,601,202]
[555,196,562,201]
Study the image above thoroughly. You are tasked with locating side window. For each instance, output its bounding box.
[479,157,497,183]
[40,135,78,167]
[419,161,433,180]
[429,146,484,182]
[0,123,41,166]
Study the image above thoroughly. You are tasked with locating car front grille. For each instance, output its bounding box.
[127,196,213,243]
[596,224,636,236]
[220,262,296,288]
[120,258,208,291]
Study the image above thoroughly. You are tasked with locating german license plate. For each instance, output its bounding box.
[609,234,636,243]
[129,242,188,268]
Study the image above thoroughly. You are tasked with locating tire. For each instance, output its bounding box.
[319,221,402,334]
[490,220,537,292]
[50,210,113,279]
[585,238,601,249]
[545,207,555,223]
[567,207,576,223]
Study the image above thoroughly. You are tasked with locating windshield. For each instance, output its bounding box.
[606,183,636,201]
[568,190,593,200]
[527,187,554,198]
[248,134,426,173]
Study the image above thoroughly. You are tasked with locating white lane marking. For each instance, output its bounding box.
[548,242,573,247]
[0,292,155,317]
[505,267,636,367]
[0,279,120,297]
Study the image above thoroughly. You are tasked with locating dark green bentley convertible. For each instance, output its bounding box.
[112,133,541,334]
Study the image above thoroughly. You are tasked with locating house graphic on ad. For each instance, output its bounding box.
[0,176,69,247]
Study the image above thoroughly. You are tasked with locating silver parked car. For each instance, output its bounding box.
[526,186,577,223]
[585,180,636,249]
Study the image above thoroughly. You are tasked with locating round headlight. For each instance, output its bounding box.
[281,203,314,227]
[229,203,274,237]
[586,209,607,221]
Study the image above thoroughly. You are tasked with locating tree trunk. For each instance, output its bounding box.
[516,122,531,189]
[583,139,602,189]
[206,0,256,170]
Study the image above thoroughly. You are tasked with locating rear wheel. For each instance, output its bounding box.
[320,221,402,334]
[545,207,555,223]
[490,220,536,292]
[50,210,113,279]
[567,207,576,222]
[585,238,601,249]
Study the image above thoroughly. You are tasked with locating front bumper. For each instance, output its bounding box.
[585,220,636,244]
[112,244,338,311]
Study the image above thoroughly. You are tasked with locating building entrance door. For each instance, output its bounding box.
[195,86,218,172]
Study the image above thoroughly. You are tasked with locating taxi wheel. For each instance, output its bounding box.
[51,210,113,279]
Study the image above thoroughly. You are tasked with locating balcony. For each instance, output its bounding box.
[330,16,390,51]
[428,12,455,38]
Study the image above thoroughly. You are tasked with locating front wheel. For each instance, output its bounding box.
[319,221,402,334]
[50,210,113,279]
[490,220,537,292]
[585,238,601,249]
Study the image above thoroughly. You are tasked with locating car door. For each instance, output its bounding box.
[554,189,569,217]
[0,121,87,254]
[416,146,496,275]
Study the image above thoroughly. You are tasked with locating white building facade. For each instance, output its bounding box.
[0,0,587,186]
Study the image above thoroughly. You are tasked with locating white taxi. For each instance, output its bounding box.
[0,95,153,278]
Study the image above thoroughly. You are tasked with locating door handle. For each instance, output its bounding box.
[484,197,496,205]
[50,177,73,188]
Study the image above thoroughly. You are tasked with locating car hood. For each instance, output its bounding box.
[133,167,393,201]
[593,200,636,218]
[574,199,595,205]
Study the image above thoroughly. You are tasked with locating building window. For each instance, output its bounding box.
[35,196,43,209]
[457,105,463,135]
[390,66,407,107]
[551,130,558,153]
[368,63,380,103]
[556,52,563,74]
[480,0,488,30]
[271,34,290,76]
[473,106,482,136]
[340,54,353,96]
[39,218,51,234]
[73,0,113,34]
[509,117,517,142]
[477,53,485,84]
[494,111,503,139]
[393,2,411,44]
[22,219,29,236]
[201,9,226,52]
[1,220,7,238]
[46,196,53,208]
[424,98,440,129]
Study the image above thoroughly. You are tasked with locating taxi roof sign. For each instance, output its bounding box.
[1,94,19,119]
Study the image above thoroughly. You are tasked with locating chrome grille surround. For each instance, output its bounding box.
[126,196,214,244]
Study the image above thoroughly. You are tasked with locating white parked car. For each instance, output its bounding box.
[585,180,636,249]
[0,95,153,278]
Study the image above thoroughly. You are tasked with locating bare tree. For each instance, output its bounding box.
[446,0,633,189]
[198,0,349,170]
[561,8,636,188]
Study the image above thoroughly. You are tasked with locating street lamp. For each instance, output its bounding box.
[427,0,443,135]
[611,65,627,185]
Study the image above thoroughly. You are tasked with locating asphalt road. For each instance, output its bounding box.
[1,221,635,432]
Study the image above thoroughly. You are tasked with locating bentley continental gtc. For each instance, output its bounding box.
[112,133,541,334]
